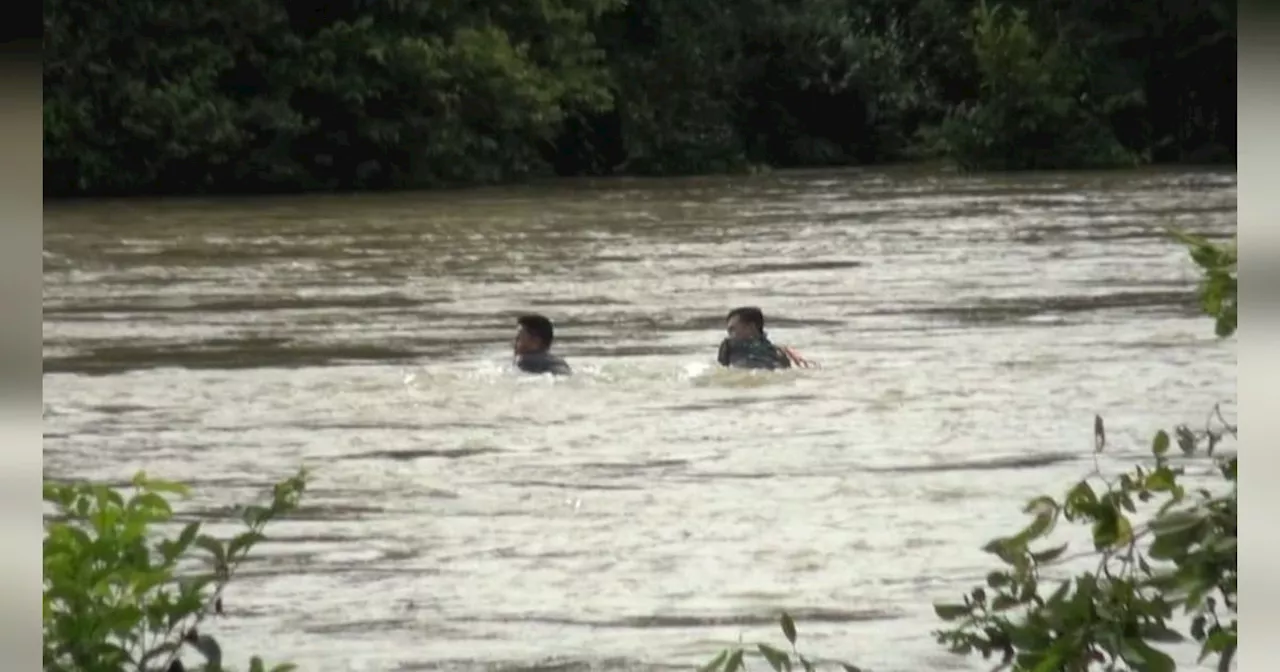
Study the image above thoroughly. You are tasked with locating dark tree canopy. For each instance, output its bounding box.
[43,0,1236,197]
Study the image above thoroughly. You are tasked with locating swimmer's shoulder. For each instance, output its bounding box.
[517,352,572,376]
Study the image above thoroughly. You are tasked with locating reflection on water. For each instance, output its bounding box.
[43,167,1236,671]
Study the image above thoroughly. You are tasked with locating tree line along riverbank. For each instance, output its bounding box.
[43,0,1235,198]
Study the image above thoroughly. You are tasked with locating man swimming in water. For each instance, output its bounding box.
[716,306,812,370]
[513,314,572,376]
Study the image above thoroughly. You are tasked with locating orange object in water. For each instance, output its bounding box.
[780,345,817,368]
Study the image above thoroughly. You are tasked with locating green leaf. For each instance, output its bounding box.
[138,642,182,669]
[74,495,91,518]
[1113,512,1134,545]
[1065,480,1098,516]
[724,649,745,672]
[1016,511,1055,542]
[1031,542,1068,565]
[173,522,201,558]
[1045,579,1072,607]
[1139,623,1186,643]
[1202,626,1235,658]
[130,568,173,595]
[228,531,267,559]
[98,604,145,638]
[1018,578,1039,602]
[1149,509,1203,535]
[1123,638,1176,672]
[699,650,729,672]
[1176,426,1198,455]
[49,523,93,553]
[250,656,266,672]
[1219,457,1237,482]
[799,655,815,672]
[1216,638,1237,672]
[131,471,191,496]
[1091,507,1133,549]
[1007,623,1048,650]
[128,491,174,520]
[934,603,970,621]
[1094,414,1105,452]
[841,665,864,672]
[188,633,223,663]
[992,594,1019,611]
[1215,314,1236,338]
[1028,651,1063,672]
[1152,430,1170,457]
[270,665,299,672]
[1211,536,1236,553]
[143,478,191,497]
[981,537,1027,568]
[757,644,791,672]
[1145,467,1177,492]
[1023,496,1057,515]
[1149,532,1190,560]
[981,538,1006,555]
[194,535,228,572]
[780,612,797,645]
[1191,615,1208,640]
[242,504,271,528]
[1118,491,1138,513]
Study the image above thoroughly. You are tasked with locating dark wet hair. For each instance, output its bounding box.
[726,306,766,333]
[517,314,555,347]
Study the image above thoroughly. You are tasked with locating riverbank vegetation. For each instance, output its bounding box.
[705,232,1237,671]
[42,469,309,671]
[44,0,1234,197]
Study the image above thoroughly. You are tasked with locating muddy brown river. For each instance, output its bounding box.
[43,167,1237,671]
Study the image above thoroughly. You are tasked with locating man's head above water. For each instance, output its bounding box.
[512,313,572,376]
[514,314,556,355]
[725,306,767,341]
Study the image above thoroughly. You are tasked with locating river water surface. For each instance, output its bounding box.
[43,167,1237,671]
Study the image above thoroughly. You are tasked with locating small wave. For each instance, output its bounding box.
[579,458,692,471]
[686,365,807,388]
[450,607,898,630]
[398,656,686,672]
[401,358,814,391]
[338,447,506,461]
[502,479,642,492]
[865,452,1079,474]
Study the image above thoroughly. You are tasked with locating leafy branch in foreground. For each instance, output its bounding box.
[43,468,309,672]
[701,612,865,672]
[932,408,1236,672]
[933,232,1237,672]
[1168,228,1236,339]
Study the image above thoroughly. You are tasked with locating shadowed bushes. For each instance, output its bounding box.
[43,0,1235,196]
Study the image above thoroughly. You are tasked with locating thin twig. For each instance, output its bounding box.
[155,494,290,671]
[1211,404,1237,438]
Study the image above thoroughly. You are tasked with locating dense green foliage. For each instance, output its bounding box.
[702,232,1237,671]
[44,0,1234,196]
[43,469,308,671]
[929,232,1236,671]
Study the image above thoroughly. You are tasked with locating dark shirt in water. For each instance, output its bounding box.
[515,350,572,376]
[717,337,791,371]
